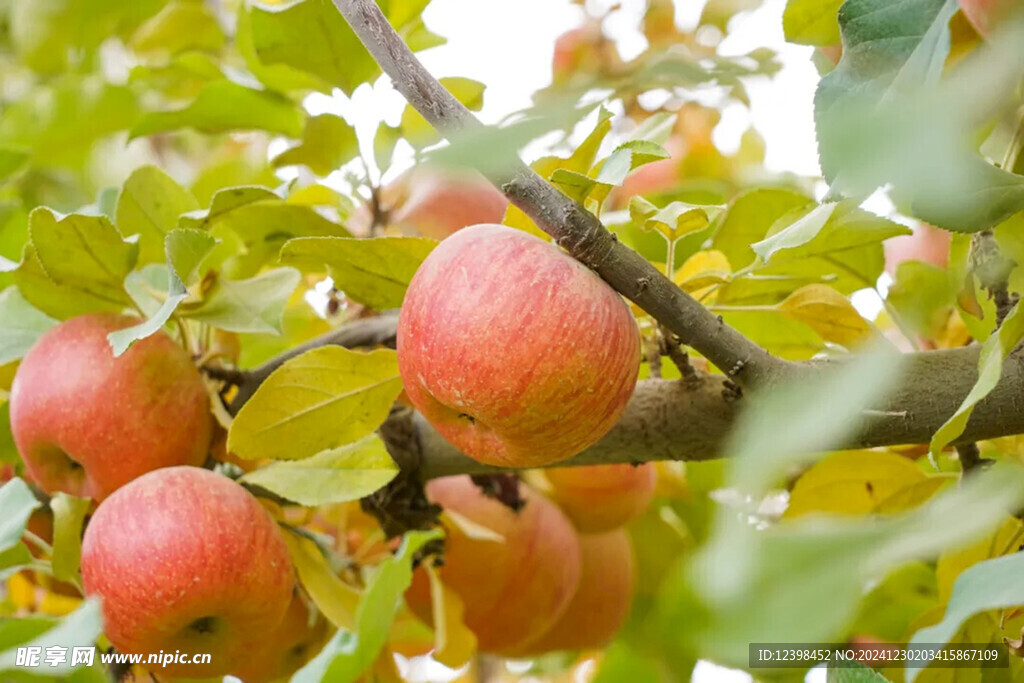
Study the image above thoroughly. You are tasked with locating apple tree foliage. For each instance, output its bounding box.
[0,0,1021,681]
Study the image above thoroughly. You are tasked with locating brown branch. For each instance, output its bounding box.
[330,0,789,387]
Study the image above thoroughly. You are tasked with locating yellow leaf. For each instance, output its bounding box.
[874,475,955,514]
[784,450,925,518]
[228,346,403,461]
[779,284,873,347]
[674,250,731,300]
[935,516,1024,604]
[283,531,359,630]
[426,564,477,668]
[442,510,504,543]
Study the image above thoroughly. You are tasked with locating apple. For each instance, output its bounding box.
[552,24,603,83]
[81,467,295,678]
[349,166,508,240]
[405,476,582,655]
[511,529,636,655]
[229,593,328,683]
[390,167,509,241]
[884,223,950,275]
[398,224,641,468]
[960,0,1021,36]
[542,463,656,533]
[9,314,213,500]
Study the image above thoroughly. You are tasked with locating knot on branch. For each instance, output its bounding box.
[470,473,524,512]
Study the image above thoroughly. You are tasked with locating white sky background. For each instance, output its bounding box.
[318,1,832,681]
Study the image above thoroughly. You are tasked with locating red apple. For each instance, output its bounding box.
[9,314,212,500]
[81,467,295,678]
[397,224,641,468]
[229,593,328,683]
[960,0,1021,36]
[511,529,636,655]
[405,476,582,655]
[884,223,951,275]
[391,168,508,241]
[543,463,657,533]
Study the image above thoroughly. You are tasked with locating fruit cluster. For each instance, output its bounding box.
[7,315,313,680]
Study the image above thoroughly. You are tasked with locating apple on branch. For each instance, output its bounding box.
[81,467,295,679]
[9,314,213,500]
[398,224,641,468]
[405,475,582,655]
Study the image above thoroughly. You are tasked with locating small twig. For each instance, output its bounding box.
[970,229,1018,327]
[956,442,993,476]
[644,334,662,379]
[659,325,700,387]
[200,364,249,386]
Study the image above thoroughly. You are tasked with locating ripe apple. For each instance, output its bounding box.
[883,223,950,276]
[390,168,508,241]
[349,166,508,240]
[960,0,1020,36]
[229,593,328,683]
[398,224,640,468]
[9,314,213,500]
[542,463,657,533]
[405,476,582,655]
[511,529,636,655]
[81,467,295,678]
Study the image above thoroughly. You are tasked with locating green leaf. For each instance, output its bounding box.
[165,228,216,287]
[116,166,200,265]
[712,188,813,270]
[9,0,163,73]
[929,303,1024,458]
[906,552,1024,681]
[129,0,225,56]
[827,661,890,682]
[0,478,41,553]
[400,77,486,148]
[249,0,379,95]
[783,0,844,46]
[240,434,398,506]
[228,347,403,461]
[272,114,359,176]
[816,0,1024,232]
[0,75,139,168]
[131,80,304,139]
[0,599,103,676]
[182,186,350,277]
[22,209,137,315]
[374,123,402,173]
[0,286,57,366]
[752,202,839,262]
[672,462,1024,668]
[291,529,443,683]
[280,236,437,310]
[596,140,671,187]
[49,493,90,584]
[182,267,301,334]
[886,261,956,339]
[107,229,215,357]
[0,147,30,184]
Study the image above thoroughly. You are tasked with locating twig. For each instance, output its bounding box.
[330,0,789,387]
[971,229,1018,327]
[956,442,993,476]
[659,324,700,387]
[200,364,249,386]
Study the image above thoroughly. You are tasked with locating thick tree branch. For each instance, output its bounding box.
[331,0,788,387]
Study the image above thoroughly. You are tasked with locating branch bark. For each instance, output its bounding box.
[330,0,789,387]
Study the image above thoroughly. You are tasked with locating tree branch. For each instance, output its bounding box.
[330,0,788,387]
